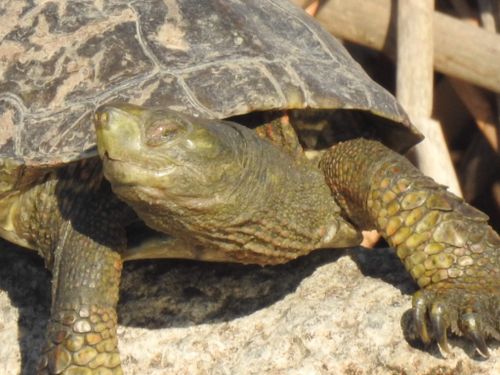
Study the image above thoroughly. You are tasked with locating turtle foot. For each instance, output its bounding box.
[320,138,500,358]
[37,304,122,375]
[411,286,500,358]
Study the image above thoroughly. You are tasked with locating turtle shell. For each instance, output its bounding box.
[0,0,421,167]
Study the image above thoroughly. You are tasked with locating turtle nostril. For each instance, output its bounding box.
[94,109,110,128]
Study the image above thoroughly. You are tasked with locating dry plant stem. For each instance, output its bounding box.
[459,134,498,202]
[304,0,320,16]
[447,3,499,151]
[478,0,497,31]
[396,0,434,118]
[448,0,499,152]
[290,0,500,93]
[477,0,500,132]
[449,78,499,152]
[495,8,500,128]
[396,0,462,196]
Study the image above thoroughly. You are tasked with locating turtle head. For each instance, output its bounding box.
[94,103,247,226]
[94,104,362,253]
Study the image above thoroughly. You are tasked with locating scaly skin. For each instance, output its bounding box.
[320,138,500,357]
[12,160,127,374]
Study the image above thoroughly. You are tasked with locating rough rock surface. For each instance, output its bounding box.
[0,239,498,375]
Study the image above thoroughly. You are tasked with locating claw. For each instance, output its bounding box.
[430,302,450,357]
[410,286,498,355]
[473,336,490,359]
[413,291,431,344]
[461,312,490,358]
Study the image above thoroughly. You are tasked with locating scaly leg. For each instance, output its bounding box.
[38,224,124,375]
[320,138,499,357]
[14,161,128,374]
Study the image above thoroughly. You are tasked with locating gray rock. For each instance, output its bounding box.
[0,239,498,374]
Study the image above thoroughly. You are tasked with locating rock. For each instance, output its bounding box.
[0,239,498,374]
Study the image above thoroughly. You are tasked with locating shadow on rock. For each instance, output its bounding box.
[349,246,417,295]
[0,238,349,373]
[117,247,350,328]
[0,239,50,375]
[0,238,434,373]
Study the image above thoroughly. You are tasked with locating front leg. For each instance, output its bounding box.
[38,223,124,375]
[320,138,499,357]
[13,161,128,374]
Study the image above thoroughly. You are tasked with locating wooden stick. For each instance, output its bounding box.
[478,0,497,31]
[447,1,499,151]
[449,78,499,151]
[396,0,434,118]
[459,132,498,202]
[290,0,500,93]
[304,0,320,16]
[477,0,500,129]
[397,0,462,196]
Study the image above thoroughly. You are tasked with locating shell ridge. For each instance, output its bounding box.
[0,93,27,157]
[265,0,337,62]
[161,57,281,75]
[256,62,288,108]
[127,3,163,69]
[176,76,219,118]
[91,71,159,105]
[285,61,315,107]
[48,108,93,154]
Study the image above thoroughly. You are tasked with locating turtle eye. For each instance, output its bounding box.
[146,120,184,146]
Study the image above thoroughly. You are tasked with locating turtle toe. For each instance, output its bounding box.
[411,286,499,358]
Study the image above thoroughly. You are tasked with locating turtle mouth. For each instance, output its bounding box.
[103,150,113,161]
[102,150,178,176]
[101,150,127,165]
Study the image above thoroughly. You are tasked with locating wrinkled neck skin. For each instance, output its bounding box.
[104,121,361,264]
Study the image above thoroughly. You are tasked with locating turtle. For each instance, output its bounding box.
[0,0,498,374]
